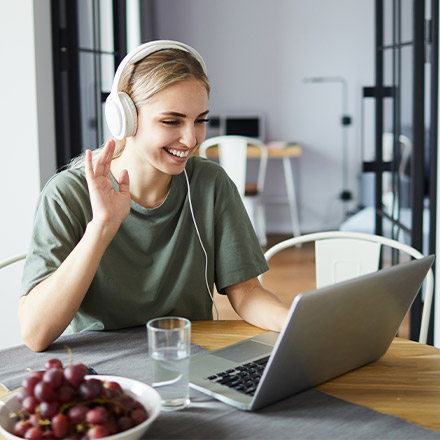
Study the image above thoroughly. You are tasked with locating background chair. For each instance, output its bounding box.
[262,231,433,344]
[0,253,26,269]
[381,132,412,215]
[199,135,269,246]
[0,252,26,349]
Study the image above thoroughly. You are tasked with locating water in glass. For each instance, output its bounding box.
[151,346,189,410]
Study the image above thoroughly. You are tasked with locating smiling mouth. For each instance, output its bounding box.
[164,148,190,158]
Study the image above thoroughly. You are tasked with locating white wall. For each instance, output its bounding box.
[0,0,374,348]
[0,0,56,349]
[153,0,375,232]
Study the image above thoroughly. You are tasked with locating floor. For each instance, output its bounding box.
[213,234,410,339]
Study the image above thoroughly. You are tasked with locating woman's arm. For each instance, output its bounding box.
[225,278,290,332]
[19,141,131,352]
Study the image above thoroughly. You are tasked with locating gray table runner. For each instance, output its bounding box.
[1,326,439,439]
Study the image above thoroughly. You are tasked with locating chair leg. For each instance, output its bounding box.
[243,198,266,247]
[282,156,301,238]
[256,202,267,247]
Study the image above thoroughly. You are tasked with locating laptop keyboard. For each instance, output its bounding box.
[206,356,270,396]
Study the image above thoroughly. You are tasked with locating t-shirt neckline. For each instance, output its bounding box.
[108,171,179,215]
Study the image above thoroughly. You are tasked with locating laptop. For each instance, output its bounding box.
[189,255,434,411]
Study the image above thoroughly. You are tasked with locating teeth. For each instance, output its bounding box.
[166,148,189,158]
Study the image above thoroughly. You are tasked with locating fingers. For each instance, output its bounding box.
[86,140,116,178]
[118,169,130,195]
[102,140,115,176]
[84,150,93,181]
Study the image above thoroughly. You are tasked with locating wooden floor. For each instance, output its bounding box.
[213,234,410,339]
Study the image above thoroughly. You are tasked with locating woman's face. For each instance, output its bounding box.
[130,77,209,176]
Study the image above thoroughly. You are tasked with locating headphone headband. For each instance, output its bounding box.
[105,40,207,140]
[110,40,208,96]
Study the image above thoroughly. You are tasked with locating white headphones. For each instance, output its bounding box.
[105,40,208,140]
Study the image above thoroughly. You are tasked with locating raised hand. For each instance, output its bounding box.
[19,141,132,352]
[85,140,131,232]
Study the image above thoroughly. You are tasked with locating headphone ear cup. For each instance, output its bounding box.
[118,92,138,138]
[105,92,138,140]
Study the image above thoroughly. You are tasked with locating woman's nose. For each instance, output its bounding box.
[180,124,197,147]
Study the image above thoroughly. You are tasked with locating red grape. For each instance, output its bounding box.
[67,404,88,424]
[22,396,39,414]
[10,357,150,440]
[86,425,109,439]
[21,376,40,394]
[16,388,30,404]
[86,406,108,425]
[29,371,44,381]
[24,427,44,439]
[45,359,63,370]
[56,384,76,403]
[79,378,103,400]
[34,381,56,402]
[131,407,148,426]
[117,415,134,431]
[119,394,137,409]
[63,364,87,387]
[102,419,118,435]
[39,401,60,418]
[105,381,123,394]
[28,414,40,427]
[43,368,64,389]
[51,414,70,438]
[14,420,33,437]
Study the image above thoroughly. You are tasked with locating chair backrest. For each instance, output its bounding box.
[263,231,434,344]
[382,133,412,198]
[0,252,26,349]
[382,132,411,176]
[199,135,268,196]
[0,253,26,269]
[315,238,381,288]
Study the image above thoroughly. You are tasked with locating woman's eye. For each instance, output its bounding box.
[161,118,209,126]
[196,118,210,124]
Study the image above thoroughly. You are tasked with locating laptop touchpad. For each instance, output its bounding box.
[213,340,273,363]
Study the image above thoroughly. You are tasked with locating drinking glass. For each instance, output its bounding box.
[147,317,191,411]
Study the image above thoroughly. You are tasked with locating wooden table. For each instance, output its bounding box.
[203,144,302,238]
[191,320,440,433]
[202,144,302,159]
[2,320,439,435]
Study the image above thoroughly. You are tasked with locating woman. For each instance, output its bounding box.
[19,40,289,352]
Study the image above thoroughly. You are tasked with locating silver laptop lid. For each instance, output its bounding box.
[190,255,434,411]
[251,255,434,409]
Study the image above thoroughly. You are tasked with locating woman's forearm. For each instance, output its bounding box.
[225,278,290,332]
[18,220,119,352]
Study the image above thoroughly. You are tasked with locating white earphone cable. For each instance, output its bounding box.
[184,169,219,320]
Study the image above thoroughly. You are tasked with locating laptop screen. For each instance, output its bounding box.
[221,114,265,141]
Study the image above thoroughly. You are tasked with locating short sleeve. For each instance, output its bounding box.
[20,169,92,296]
[210,166,269,292]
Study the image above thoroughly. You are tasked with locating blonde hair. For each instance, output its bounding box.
[69,48,210,170]
[114,48,210,158]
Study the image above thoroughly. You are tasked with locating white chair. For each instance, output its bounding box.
[262,231,433,344]
[382,132,412,214]
[199,135,269,246]
[0,252,26,349]
[0,253,26,269]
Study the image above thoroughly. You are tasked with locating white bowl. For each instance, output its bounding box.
[0,375,161,440]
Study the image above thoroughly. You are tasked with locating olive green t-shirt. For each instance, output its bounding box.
[21,156,269,333]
